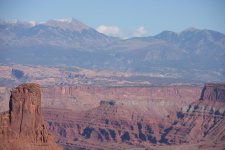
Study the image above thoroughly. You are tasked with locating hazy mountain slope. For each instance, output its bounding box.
[154,28,225,69]
[0,18,225,83]
[0,19,119,50]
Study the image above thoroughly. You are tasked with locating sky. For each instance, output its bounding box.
[0,0,225,38]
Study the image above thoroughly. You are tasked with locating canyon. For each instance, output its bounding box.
[1,84,202,117]
[42,83,225,149]
[1,83,224,149]
[0,15,225,150]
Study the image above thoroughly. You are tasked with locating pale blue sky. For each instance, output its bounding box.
[0,0,225,37]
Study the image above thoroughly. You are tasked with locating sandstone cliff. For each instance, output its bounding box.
[1,85,202,117]
[0,87,10,112]
[1,83,224,149]
[42,85,201,117]
[0,83,61,150]
[43,84,225,149]
[164,83,225,149]
[200,83,225,102]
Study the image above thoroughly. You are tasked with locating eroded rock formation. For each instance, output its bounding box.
[43,84,225,149]
[1,85,202,117]
[165,83,225,149]
[1,83,224,149]
[200,83,225,102]
[0,83,61,150]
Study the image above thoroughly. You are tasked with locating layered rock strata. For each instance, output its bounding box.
[1,85,202,118]
[43,84,225,149]
[164,83,225,149]
[42,85,202,117]
[200,83,225,102]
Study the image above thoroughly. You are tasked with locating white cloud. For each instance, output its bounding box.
[96,25,121,37]
[96,25,148,39]
[29,21,37,26]
[133,26,147,37]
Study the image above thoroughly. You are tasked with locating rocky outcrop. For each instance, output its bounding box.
[43,84,225,149]
[164,83,225,148]
[200,83,225,102]
[1,83,224,149]
[0,87,10,112]
[0,83,61,150]
[44,99,172,149]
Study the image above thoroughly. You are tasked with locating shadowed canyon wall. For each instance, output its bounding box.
[42,84,225,149]
[1,84,224,149]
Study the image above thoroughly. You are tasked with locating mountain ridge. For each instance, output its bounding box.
[0,18,225,84]
[1,18,225,38]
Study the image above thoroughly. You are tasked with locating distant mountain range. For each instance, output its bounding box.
[0,18,225,83]
[0,18,117,50]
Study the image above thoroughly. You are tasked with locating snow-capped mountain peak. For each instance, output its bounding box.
[45,18,90,32]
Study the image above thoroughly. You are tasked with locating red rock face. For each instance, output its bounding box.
[42,84,225,149]
[164,84,225,148]
[43,102,164,149]
[42,85,202,118]
[200,83,225,102]
[1,85,202,116]
[165,101,225,146]
[0,83,61,150]
[9,83,43,139]
[1,83,224,149]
